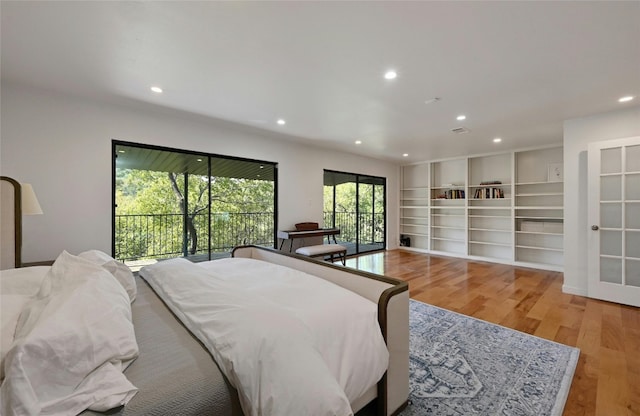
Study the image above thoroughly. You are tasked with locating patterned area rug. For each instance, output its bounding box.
[400,301,580,416]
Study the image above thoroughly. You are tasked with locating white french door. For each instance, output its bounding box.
[587,136,640,307]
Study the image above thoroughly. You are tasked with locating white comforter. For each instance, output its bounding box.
[139,257,389,416]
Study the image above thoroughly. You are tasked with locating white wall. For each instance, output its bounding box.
[0,83,399,262]
[563,105,640,295]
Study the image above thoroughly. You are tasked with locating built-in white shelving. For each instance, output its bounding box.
[467,153,513,261]
[400,145,564,271]
[400,164,430,249]
[514,147,564,268]
[430,159,467,255]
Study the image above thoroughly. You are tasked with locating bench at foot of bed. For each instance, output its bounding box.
[295,244,347,265]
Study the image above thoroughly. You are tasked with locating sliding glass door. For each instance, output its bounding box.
[324,170,386,256]
[113,141,277,268]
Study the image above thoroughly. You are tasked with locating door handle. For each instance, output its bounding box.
[591,225,599,231]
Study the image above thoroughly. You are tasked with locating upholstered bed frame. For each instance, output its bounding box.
[0,176,22,270]
[81,245,410,416]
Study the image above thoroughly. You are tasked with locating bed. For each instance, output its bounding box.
[2,173,408,416]
[0,245,409,416]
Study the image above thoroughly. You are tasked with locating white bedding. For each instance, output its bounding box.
[139,257,389,416]
[1,252,139,416]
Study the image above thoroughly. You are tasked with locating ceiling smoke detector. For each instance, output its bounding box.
[451,127,470,134]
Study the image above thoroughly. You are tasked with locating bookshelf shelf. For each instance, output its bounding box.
[470,227,511,233]
[515,193,563,197]
[516,230,562,236]
[469,241,511,247]
[516,244,563,252]
[469,214,511,218]
[431,237,466,243]
[401,232,429,237]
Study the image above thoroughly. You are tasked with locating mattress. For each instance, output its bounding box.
[82,276,241,416]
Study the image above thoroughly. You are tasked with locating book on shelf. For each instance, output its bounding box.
[473,187,504,199]
[437,189,466,199]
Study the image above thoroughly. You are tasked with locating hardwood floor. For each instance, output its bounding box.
[345,249,640,416]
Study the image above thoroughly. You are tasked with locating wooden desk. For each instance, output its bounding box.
[277,228,341,252]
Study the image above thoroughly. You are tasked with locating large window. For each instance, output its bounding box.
[323,170,386,256]
[113,141,277,267]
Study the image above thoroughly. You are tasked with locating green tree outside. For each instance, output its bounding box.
[115,169,274,261]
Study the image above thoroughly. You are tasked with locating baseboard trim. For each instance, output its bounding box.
[562,284,587,297]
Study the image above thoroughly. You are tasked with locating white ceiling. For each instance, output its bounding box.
[2,1,639,163]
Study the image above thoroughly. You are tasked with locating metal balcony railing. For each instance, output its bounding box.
[323,211,385,244]
[115,211,384,262]
[115,212,274,262]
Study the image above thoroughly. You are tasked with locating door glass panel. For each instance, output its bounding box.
[626,203,640,229]
[184,171,211,261]
[600,203,622,228]
[601,147,621,174]
[625,173,640,200]
[324,170,386,257]
[601,230,622,256]
[600,175,621,201]
[210,157,276,256]
[358,176,385,253]
[626,259,640,287]
[324,174,357,255]
[627,145,640,172]
[627,231,640,259]
[600,257,622,284]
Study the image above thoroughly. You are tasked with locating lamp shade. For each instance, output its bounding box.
[21,183,43,215]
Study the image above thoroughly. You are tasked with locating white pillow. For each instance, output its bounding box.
[78,250,137,302]
[1,251,139,416]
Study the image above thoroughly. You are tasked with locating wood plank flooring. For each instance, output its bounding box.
[345,249,640,416]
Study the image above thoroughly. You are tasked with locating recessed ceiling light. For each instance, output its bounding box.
[384,70,397,80]
[118,150,125,153]
[196,158,203,162]
[355,140,362,145]
[402,153,409,157]
[150,86,163,93]
[259,165,264,169]
[277,119,286,125]
[456,115,466,121]
[493,137,502,143]
[618,96,634,103]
